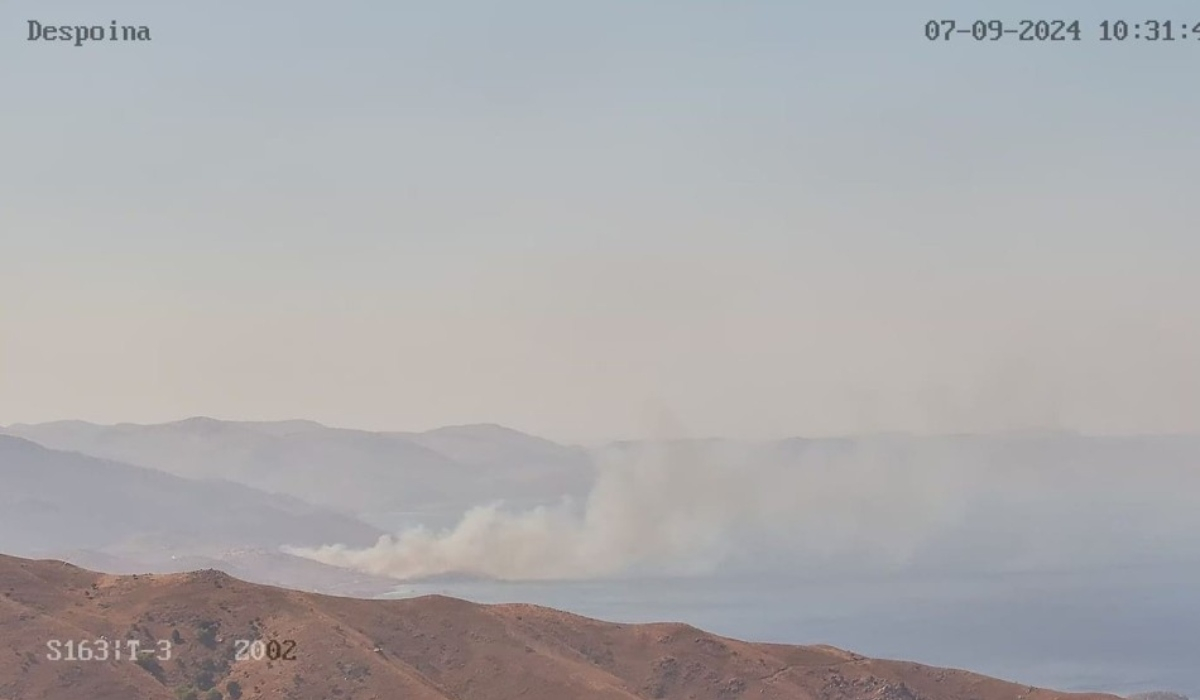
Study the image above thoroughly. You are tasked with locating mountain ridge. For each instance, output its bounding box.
[0,553,1123,700]
[0,434,393,595]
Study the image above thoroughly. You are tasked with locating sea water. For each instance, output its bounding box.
[383,565,1199,698]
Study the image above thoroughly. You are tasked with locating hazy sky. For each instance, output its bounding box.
[2,1,1197,441]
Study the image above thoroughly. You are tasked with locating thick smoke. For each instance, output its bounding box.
[287,441,759,580]
[282,434,1200,581]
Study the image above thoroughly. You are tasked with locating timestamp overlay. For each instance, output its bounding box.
[924,18,1200,43]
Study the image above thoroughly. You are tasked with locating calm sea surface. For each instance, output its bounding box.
[383,566,1198,698]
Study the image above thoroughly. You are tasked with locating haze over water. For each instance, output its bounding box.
[387,567,1200,699]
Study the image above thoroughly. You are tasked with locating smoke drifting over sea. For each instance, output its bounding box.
[286,435,1200,581]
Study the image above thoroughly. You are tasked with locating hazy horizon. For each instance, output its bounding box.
[6,414,1200,446]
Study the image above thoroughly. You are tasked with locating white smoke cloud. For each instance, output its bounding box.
[286,441,747,580]
[286,434,1200,581]
[285,438,975,580]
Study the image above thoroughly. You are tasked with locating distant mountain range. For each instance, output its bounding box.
[0,553,1128,700]
[4,419,1200,590]
[0,434,382,552]
[3,418,595,517]
[0,433,398,595]
[0,419,602,593]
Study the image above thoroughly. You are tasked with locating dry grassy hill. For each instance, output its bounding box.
[0,554,1120,700]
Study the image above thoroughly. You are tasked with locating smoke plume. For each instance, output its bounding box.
[286,433,1200,581]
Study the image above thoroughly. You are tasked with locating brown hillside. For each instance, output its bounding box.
[0,554,1119,700]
